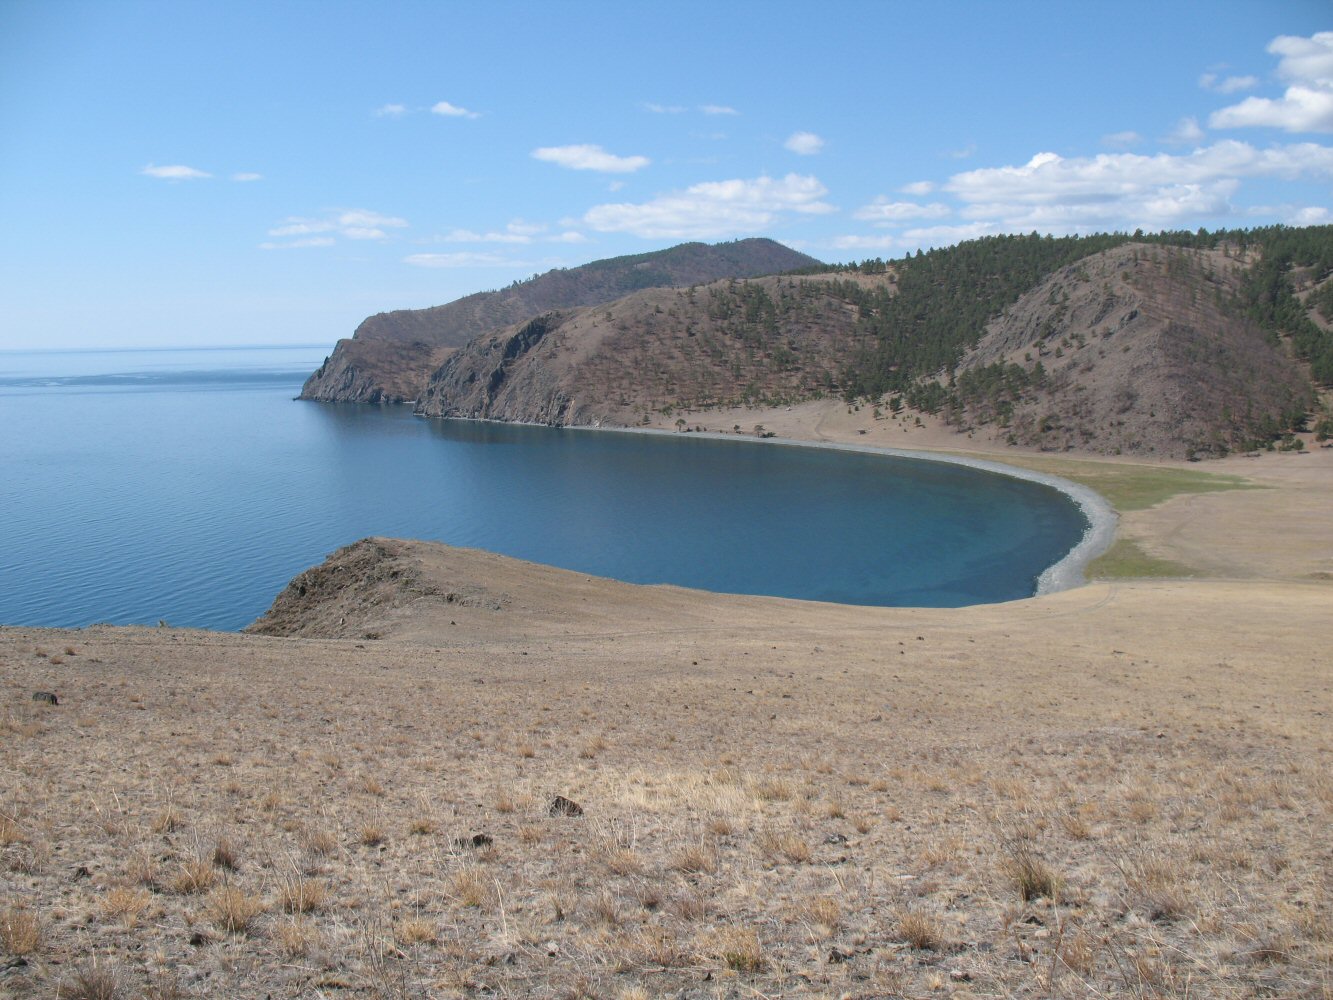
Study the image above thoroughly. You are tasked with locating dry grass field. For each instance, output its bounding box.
[1,436,1330,999]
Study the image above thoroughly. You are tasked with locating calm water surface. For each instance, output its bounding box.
[0,347,1088,630]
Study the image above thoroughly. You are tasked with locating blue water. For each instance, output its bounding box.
[0,347,1088,631]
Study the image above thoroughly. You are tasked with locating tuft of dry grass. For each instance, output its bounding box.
[407,815,437,836]
[57,960,121,1000]
[303,827,339,856]
[211,836,238,871]
[0,901,41,955]
[757,829,812,865]
[1000,838,1060,902]
[710,926,765,972]
[279,873,326,914]
[672,841,719,874]
[206,885,265,935]
[101,886,151,928]
[358,823,385,848]
[272,917,320,957]
[1119,851,1191,921]
[0,814,25,847]
[394,916,438,946]
[450,866,491,908]
[170,857,217,895]
[151,801,183,834]
[897,909,945,951]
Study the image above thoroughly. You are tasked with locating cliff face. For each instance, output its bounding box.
[414,273,895,425]
[299,238,820,403]
[301,338,456,404]
[955,244,1313,458]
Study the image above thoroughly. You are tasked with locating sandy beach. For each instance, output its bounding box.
[2,412,1330,999]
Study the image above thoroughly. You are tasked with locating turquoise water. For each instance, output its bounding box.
[0,347,1088,630]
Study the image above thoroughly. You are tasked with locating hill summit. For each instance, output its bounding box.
[299,238,819,404]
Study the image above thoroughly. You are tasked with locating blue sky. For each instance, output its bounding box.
[2,1,1330,350]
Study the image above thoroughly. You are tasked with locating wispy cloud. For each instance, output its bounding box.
[1163,116,1206,146]
[141,164,211,180]
[1199,72,1258,95]
[260,236,336,250]
[643,102,686,114]
[1210,32,1333,133]
[431,100,480,119]
[404,251,518,268]
[584,173,834,239]
[853,198,951,224]
[701,104,738,116]
[784,131,824,155]
[263,209,408,248]
[900,180,936,196]
[231,172,262,182]
[532,144,650,173]
[375,103,409,118]
[1101,130,1143,148]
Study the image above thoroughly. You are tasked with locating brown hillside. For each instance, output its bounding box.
[955,244,1313,459]
[414,273,894,425]
[300,239,819,403]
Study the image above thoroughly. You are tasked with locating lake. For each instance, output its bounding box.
[0,347,1090,630]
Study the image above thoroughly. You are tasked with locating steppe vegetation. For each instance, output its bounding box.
[2,483,1329,998]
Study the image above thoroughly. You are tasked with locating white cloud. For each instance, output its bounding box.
[853,198,951,224]
[267,209,407,243]
[141,164,210,180]
[945,144,977,160]
[549,230,589,244]
[1212,89,1333,133]
[1211,32,1333,133]
[900,180,936,195]
[831,234,901,250]
[375,103,408,118]
[784,131,824,155]
[431,100,480,119]
[1101,130,1143,148]
[404,252,516,268]
[701,104,738,116]
[583,173,834,239]
[943,141,1333,232]
[1164,117,1205,145]
[532,144,650,173]
[260,236,336,250]
[438,221,537,244]
[643,103,685,114]
[1200,73,1258,95]
[899,222,998,249]
[231,172,262,182]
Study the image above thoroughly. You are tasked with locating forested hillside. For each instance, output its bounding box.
[413,225,1332,459]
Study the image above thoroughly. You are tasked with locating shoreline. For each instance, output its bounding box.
[427,414,1121,601]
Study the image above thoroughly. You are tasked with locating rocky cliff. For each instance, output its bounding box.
[414,272,893,425]
[300,238,819,403]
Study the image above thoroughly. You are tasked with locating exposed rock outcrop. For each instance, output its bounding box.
[300,239,819,403]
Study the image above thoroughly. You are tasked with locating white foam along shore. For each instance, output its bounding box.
[586,424,1119,599]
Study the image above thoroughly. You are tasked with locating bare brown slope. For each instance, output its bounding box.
[415,273,893,425]
[299,338,454,404]
[955,244,1313,458]
[299,239,819,403]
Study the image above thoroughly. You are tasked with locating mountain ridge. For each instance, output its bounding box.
[299,238,819,403]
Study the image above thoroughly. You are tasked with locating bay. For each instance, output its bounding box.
[0,347,1089,630]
